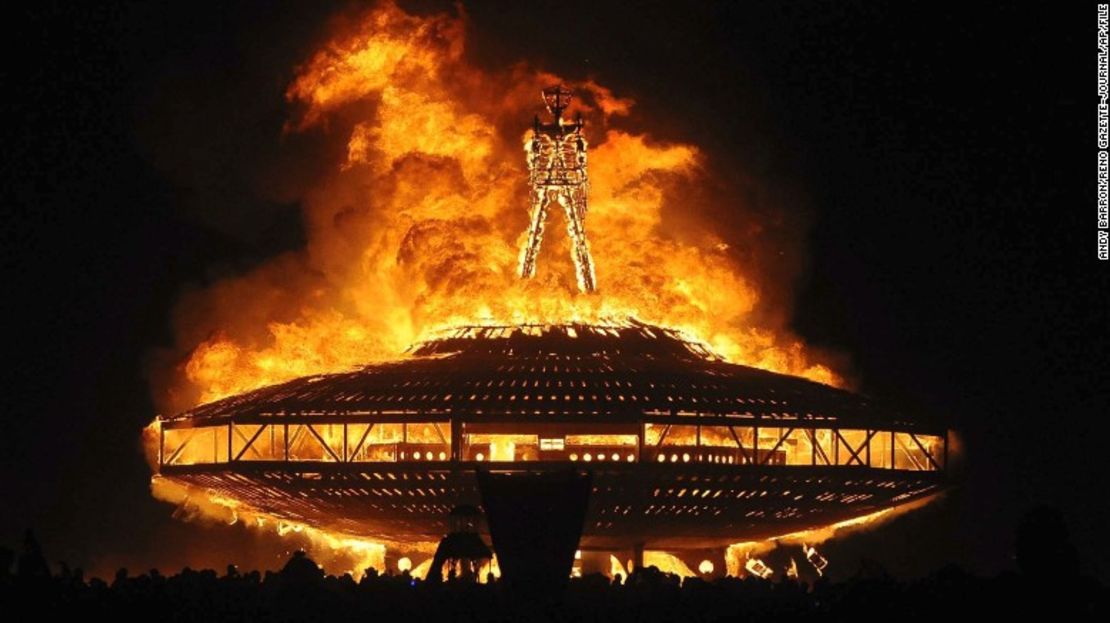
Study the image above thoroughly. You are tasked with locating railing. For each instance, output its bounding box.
[159,421,946,473]
[642,446,785,465]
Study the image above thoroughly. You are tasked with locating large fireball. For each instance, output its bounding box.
[154,0,839,415]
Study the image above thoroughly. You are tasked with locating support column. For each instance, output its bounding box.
[476,467,593,599]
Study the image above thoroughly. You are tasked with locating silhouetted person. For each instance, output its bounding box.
[0,530,1104,622]
[278,550,323,586]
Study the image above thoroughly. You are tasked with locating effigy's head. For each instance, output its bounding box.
[542,85,574,118]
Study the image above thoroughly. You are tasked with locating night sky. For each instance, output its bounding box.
[3,1,1103,580]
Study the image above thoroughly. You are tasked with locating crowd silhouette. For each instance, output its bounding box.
[2,508,1105,622]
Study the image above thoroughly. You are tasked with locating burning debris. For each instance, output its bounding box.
[803,543,829,576]
[745,557,774,580]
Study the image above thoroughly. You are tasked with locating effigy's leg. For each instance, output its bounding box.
[519,190,549,279]
[562,187,596,292]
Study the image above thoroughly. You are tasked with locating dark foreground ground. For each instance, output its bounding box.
[3,540,1105,622]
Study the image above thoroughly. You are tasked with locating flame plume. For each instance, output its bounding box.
[154,0,839,413]
[145,1,867,575]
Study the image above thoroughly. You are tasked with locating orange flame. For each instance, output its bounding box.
[150,475,389,578]
[151,0,841,413]
[145,1,866,574]
[725,493,942,577]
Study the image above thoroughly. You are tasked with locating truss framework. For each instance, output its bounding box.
[161,419,945,472]
[156,322,951,548]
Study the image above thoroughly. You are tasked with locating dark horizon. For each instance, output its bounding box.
[2,0,1103,582]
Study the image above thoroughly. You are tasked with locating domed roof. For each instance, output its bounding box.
[167,322,924,430]
[156,322,949,548]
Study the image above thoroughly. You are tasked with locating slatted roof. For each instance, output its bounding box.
[166,322,934,430]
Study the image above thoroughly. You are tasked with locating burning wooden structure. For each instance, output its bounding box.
[155,322,949,559]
